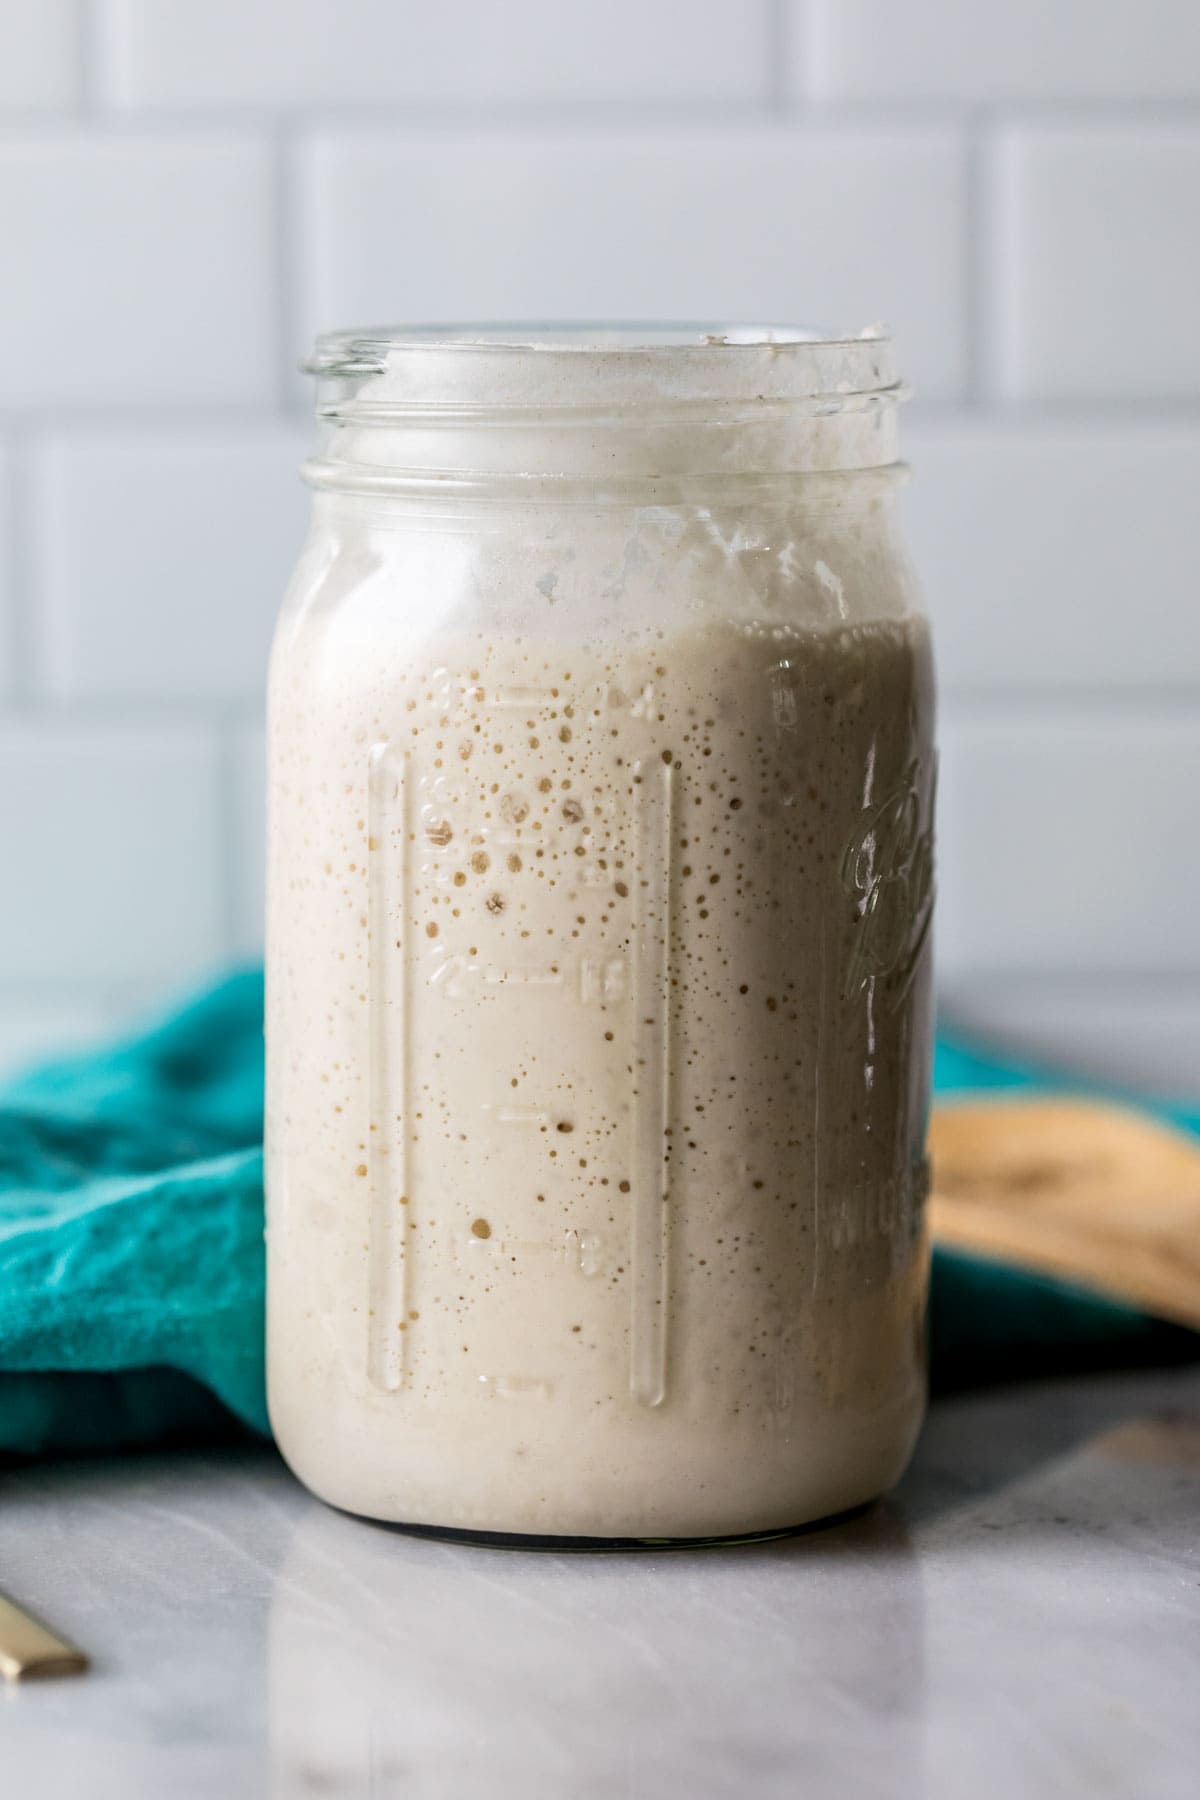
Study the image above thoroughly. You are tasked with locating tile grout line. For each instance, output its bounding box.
[938,687,1200,726]
[215,709,247,964]
[74,0,98,114]
[26,93,1199,143]
[3,427,40,705]
[766,0,791,112]
[72,0,93,114]
[0,694,259,728]
[939,973,1200,998]
[0,439,13,697]
[0,93,1199,139]
[961,107,991,408]
[273,123,301,413]
[0,96,823,138]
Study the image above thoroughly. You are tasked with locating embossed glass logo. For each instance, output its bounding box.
[840,757,935,1002]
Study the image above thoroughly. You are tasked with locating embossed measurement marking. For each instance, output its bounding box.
[431,953,618,1001]
[481,965,564,987]
[630,757,673,1407]
[580,956,626,1003]
[366,742,411,1393]
[476,1375,554,1400]
[487,1103,552,1128]
[492,685,558,710]
[452,1227,609,1272]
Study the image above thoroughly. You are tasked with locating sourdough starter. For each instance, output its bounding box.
[266,488,935,1534]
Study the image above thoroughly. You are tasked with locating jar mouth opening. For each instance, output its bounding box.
[306,321,904,410]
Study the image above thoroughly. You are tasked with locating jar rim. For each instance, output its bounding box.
[305,321,903,408]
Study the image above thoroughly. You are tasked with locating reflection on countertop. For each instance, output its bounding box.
[1,1368,1198,1800]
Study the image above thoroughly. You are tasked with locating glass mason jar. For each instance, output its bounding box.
[265,325,936,1542]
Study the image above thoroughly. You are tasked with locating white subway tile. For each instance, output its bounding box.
[902,420,1200,691]
[0,996,109,1082]
[802,0,1200,102]
[0,1,76,110]
[939,977,1200,1102]
[0,443,11,694]
[101,0,770,108]
[991,126,1200,401]
[936,714,1200,979]
[0,136,276,408]
[33,428,311,702]
[0,720,223,983]
[300,125,967,398]
[232,722,265,957]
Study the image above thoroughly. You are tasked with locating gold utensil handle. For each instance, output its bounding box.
[0,1590,88,1680]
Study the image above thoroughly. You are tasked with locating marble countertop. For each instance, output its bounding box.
[1,1368,1198,1800]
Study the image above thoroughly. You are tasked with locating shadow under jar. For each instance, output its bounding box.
[265,325,936,1543]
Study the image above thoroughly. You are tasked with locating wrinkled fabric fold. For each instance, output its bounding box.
[0,973,268,1457]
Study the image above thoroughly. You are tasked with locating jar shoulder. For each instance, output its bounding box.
[270,496,929,703]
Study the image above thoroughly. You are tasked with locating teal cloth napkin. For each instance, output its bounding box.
[1,972,1196,1459]
[0,974,268,1458]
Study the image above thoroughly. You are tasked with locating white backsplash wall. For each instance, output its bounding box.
[1,0,1199,1092]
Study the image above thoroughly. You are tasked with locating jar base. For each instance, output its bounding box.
[270,1376,925,1546]
[323,1496,880,1553]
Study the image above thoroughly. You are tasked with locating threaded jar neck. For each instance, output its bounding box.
[304,323,909,494]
